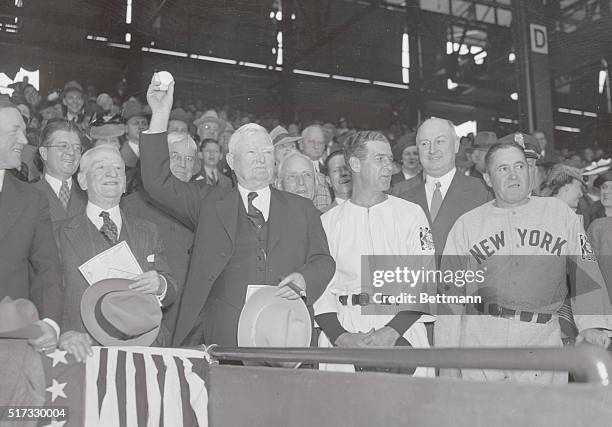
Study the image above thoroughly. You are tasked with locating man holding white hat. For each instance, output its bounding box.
[141,73,334,347]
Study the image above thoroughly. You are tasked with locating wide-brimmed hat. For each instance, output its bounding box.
[583,158,611,176]
[238,287,311,348]
[594,171,612,188]
[89,113,126,140]
[269,125,302,146]
[0,296,42,339]
[497,132,541,159]
[122,100,151,123]
[80,278,162,346]
[392,132,416,163]
[471,131,497,150]
[193,110,227,132]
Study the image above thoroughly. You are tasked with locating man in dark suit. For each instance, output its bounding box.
[56,145,176,361]
[397,118,491,261]
[122,132,197,338]
[142,75,335,347]
[0,97,63,353]
[34,119,87,222]
[121,101,149,195]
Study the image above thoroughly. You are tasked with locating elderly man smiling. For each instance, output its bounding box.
[140,74,334,347]
[56,145,176,361]
[276,151,316,202]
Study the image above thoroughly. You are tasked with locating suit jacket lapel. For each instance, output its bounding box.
[0,175,26,242]
[432,173,468,228]
[268,187,288,250]
[68,183,87,216]
[63,214,99,267]
[216,189,239,245]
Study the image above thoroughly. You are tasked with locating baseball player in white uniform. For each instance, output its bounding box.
[314,131,436,376]
[436,138,612,383]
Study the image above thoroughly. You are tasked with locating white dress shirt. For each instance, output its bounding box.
[128,141,140,158]
[45,174,72,198]
[238,184,271,221]
[86,202,123,235]
[0,169,5,192]
[424,167,456,211]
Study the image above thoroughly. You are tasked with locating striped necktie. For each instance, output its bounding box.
[247,192,265,229]
[58,180,70,210]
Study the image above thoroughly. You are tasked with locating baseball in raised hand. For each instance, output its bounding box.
[146,72,174,115]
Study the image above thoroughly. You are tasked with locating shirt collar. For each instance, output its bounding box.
[86,201,122,235]
[237,184,271,221]
[425,167,456,193]
[128,141,140,157]
[0,170,5,192]
[203,165,217,176]
[45,173,72,196]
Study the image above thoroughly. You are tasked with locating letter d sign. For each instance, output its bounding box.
[530,24,548,54]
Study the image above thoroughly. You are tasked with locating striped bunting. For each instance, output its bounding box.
[84,347,208,427]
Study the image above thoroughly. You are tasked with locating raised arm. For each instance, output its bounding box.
[140,74,208,231]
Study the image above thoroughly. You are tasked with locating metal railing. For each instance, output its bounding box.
[206,345,612,385]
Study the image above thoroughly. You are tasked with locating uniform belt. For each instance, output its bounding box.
[476,302,552,324]
[338,293,397,306]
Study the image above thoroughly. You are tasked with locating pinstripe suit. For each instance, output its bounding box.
[56,211,177,344]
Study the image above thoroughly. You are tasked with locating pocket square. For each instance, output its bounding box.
[147,254,155,262]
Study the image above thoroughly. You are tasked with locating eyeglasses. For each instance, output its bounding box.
[46,143,83,154]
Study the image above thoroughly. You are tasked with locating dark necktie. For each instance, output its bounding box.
[9,162,29,182]
[247,192,265,229]
[430,182,443,221]
[99,211,118,245]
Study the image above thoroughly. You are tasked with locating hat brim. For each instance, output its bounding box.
[583,166,611,176]
[237,287,311,348]
[81,278,160,346]
[193,116,227,131]
[274,136,302,146]
[0,324,43,340]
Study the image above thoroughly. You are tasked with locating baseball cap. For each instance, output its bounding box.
[497,132,542,159]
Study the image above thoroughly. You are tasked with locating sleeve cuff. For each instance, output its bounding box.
[315,312,347,345]
[42,318,60,338]
[385,311,422,337]
[156,275,168,306]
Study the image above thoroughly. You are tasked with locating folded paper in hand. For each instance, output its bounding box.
[78,241,143,285]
